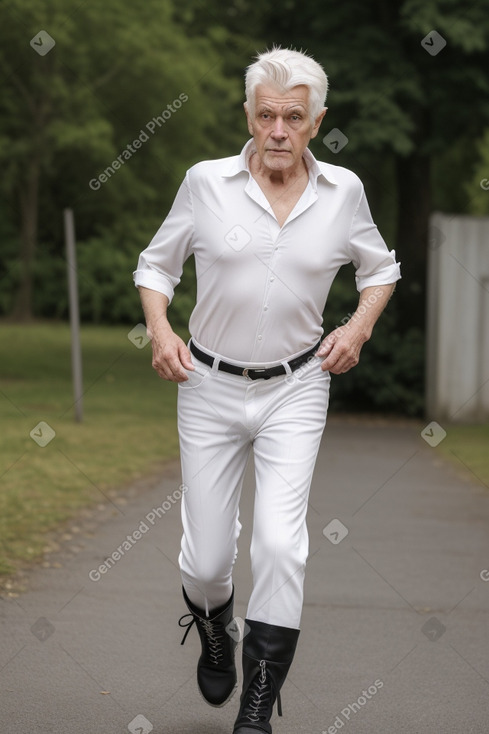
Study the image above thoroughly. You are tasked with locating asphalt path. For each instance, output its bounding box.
[1,416,489,733]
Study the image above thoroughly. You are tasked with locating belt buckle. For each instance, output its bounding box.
[243,368,268,380]
[242,367,254,380]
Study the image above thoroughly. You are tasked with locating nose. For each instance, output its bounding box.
[271,116,288,140]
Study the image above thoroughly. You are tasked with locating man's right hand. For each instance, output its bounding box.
[137,287,195,382]
[150,328,195,382]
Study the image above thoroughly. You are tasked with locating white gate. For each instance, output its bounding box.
[426,212,489,423]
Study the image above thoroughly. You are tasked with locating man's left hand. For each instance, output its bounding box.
[316,325,368,374]
[316,284,396,374]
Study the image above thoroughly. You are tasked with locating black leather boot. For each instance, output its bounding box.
[179,586,238,707]
[233,619,300,734]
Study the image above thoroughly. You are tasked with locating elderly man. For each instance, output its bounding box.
[134,47,400,734]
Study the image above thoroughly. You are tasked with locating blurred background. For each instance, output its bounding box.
[2,0,489,415]
[0,0,489,584]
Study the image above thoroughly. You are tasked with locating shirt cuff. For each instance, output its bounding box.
[355,260,401,292]
[133,270,175,303]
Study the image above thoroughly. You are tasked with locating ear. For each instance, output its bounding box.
[310,107,327,140]
[244,101,254,137]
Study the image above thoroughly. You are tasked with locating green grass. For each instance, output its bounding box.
[2,323,488,586]
[0,323,182,580]
[438,424,489,489]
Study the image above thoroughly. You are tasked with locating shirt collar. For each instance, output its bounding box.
[222,138,338,188]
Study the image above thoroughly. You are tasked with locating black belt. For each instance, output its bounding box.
[189,340,321,381]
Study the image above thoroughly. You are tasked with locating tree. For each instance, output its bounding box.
[466,128,489,215]
[0,0,248,320]
[198,0,489,329]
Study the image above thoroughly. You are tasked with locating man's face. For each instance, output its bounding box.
[244,84,326,174]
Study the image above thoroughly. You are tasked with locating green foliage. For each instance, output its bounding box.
[247,0,489,201]
[26,217,197,325]
[2,0,489,413]
[0,0,253,317]
[244,0,489,412]
[324,270,425,416]
[330,324,425,416]
[466,128,489,215]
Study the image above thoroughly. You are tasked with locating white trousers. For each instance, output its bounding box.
[177,341,330,629]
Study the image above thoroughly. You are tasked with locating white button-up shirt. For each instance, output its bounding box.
[133,139,401,364]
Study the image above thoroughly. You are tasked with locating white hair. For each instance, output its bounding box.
[245,47,328,123]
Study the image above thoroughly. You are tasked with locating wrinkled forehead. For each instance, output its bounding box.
[253,83,310,112]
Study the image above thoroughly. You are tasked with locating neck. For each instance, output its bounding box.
[250,153,307,186]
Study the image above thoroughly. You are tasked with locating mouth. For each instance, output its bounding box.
[267,149,290,154]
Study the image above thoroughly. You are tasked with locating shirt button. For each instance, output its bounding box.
[257,335,263,341]
[270,277,275,282]
[264,306,268,311]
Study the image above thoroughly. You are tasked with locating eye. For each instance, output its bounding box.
[289,114,301,122]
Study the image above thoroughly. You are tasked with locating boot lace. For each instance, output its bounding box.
[244,660,282,722]
[178,613,225,665]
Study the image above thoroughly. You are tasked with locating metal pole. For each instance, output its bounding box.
[64,208,83,422]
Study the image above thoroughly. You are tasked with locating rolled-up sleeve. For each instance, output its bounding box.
[133,172,194,303]
[348,186,401,292]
